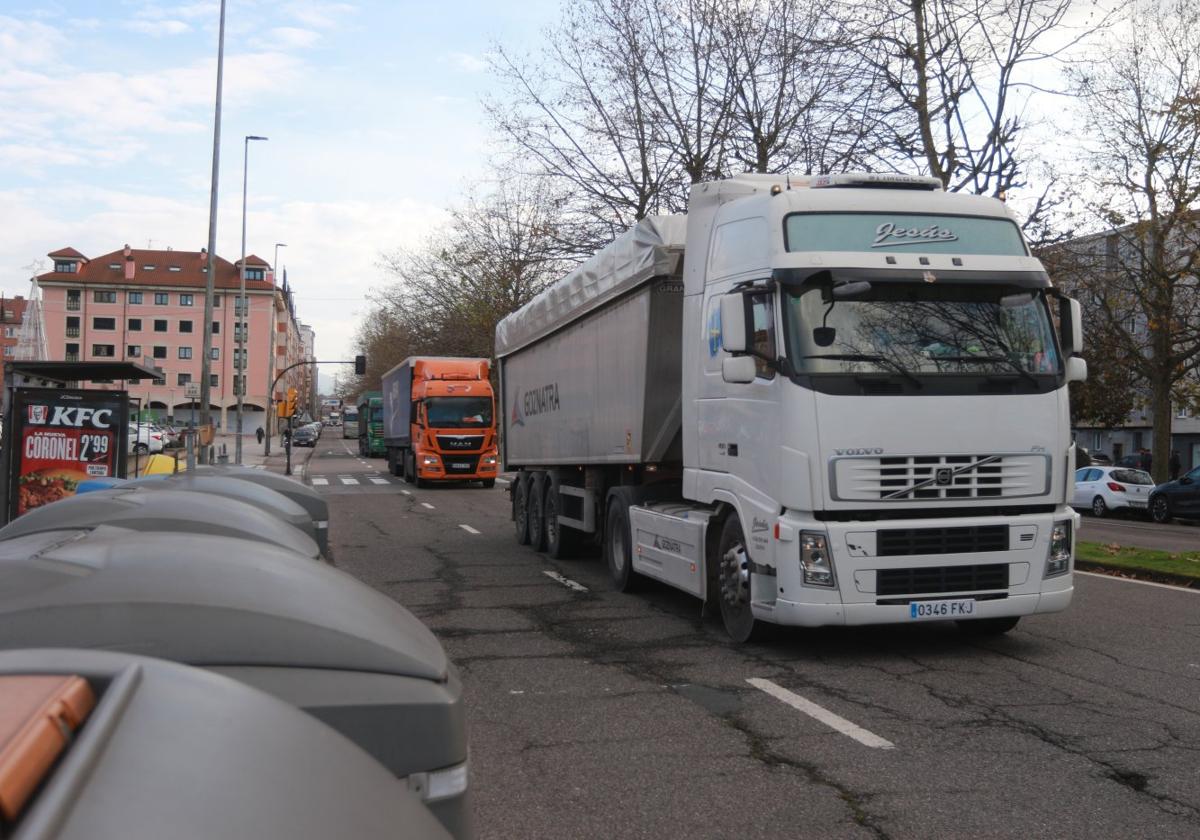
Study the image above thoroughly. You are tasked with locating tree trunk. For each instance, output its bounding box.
[1149,372,1173,485]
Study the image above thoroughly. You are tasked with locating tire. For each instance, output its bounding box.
[543,476,577,559]
[527,472,547,552]
[513,474,531,545]
[957,616,1020,636]
[1151,495,1172,524]
[605,495,637,592]
[387,449,400,476]
[715,516,766,644]
[133,442,149,455]
[1091,496,1108,518]
[482,478,496,489]
[402,451,415,484]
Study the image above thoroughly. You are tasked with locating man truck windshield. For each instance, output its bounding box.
[784,282,1060,377]
[426,397,493,428]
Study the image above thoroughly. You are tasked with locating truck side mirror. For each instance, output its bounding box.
[1065,356,1087,383]
[722,356,757,384]
[1060,297,1083,356]
[720,294,747,354]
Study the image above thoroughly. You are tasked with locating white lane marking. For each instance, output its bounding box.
[543,570,588,592]
[311,477,329,486]
[341,477,358,485]
[746,678,895,750]
[459,524,481,534]
[421,502,435,509]
[369,478,389,485]
[1076,570,1200,595]
[400,489,412,496]
[496,477,511,485]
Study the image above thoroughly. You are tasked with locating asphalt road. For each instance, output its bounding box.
[309,435,1200,839]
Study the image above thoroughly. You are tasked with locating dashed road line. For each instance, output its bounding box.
[496,477,512,485]
[746,678,895,750]
[543,570,589,592]
[421,502,435,509]
[400,489,411,496]
[311,477,329,486]
[369,478,390,485]
[459,524,481,534]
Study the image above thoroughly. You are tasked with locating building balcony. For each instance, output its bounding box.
[65,327,80,338]
[66,300,81,311]
[65,353,79,362]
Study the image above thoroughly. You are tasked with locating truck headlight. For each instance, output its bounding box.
[1046,520,1072,577]
[482,455,497,466]
[800,532,835,587]
[421,454,441,468]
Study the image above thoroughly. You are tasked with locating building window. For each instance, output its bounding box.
[234,298,247,315]
[154,292,169,305]
[92,344,115,357]
[234,325,247,342]
[233,349,246,369]
[93,290,117,303]
[92,317,116,331]
[245,267,265,281]
[128,291,143,305]
[128,318,142,331]
[1093,432,1102,450]
[127,345,141,358]
[4,326,13,338]
[65,343,79,361]
[152,346,167,359]
[143,264,156,271]
[3,346,12,357]
[66,290,81,311]
[179,294,194,306]
[179,320,193,333]
[177,373,192,386]
[65,316,80,338]
[213,295,221,306]
[210,347,220,360]
[169,266,182,272]
[54,261,78,273]
[212,321,220,335]
[233,375,246,396]
[152,376,166,386]
[154,319,168,332]
[1178,405,1193,419]
[108,263,120,270]
[128,377,141,384]
[178,347,192,359]
[209,374,219,387]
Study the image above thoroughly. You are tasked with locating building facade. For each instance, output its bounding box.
[37,246,313,435]
[0,295,28,360]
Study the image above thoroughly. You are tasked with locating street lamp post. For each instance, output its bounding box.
[235,134,268,465]
[264,242,286,457]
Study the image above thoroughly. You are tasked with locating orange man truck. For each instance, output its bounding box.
[381,357,499,488]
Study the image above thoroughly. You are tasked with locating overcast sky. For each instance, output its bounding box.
[0,0,558,391]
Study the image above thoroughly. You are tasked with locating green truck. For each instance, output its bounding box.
[357,391,386,457]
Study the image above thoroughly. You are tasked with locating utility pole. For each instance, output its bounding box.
[235,134,268,465]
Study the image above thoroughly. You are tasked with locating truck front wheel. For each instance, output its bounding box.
[715,516,766,644]
[605,495,638,592]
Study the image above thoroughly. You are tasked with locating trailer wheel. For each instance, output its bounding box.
[543,476,577,559]
[513,474,531,545]
[605,494,638,592]
[527,472,548,551]
[715,516,766,644]
[387,448,400,476]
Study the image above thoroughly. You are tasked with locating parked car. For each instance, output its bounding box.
[127,424,165,454]
[1078,448,1111,466]
[1148,465,1200,523]
[1072,466,1154,517]
[292,425,318,447]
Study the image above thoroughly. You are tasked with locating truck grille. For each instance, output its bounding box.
[878,525,1009,557]
[876,564,1008,597]
[437,435,485,451]
[441,454,480,474]
[831,454,1050,501]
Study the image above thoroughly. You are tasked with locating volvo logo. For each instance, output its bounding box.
[835,447,884,456]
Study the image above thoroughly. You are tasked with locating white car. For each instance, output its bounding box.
[128,424,165,455]
[1072,466,1154,517]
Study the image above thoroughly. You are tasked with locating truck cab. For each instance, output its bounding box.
[357,393,385,457]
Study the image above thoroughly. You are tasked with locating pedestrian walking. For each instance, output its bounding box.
[256,426,265,445]
[1139,448,1152,472]
[1169,450,1181,481]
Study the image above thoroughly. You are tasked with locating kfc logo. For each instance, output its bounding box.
[27,405,49,424]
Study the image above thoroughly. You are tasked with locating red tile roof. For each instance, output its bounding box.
[47,247,86,259]
[0,297,28,325]
[36,248,275,291]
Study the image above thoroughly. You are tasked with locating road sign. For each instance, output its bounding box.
[185,382,201,400]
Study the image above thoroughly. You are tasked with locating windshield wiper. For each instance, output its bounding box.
[935,355,1038,385]
[803,353,922,388]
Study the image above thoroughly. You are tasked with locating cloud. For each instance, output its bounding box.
[448,51,487,73]
[283,1,357,30]
[126,19,191,36]
[268,26,320,49]
[0,16,67,70]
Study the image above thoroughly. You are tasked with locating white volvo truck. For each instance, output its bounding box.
[495,173,1087,642]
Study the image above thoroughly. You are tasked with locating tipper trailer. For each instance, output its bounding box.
[381,357,499,487]
[496,172,1088,642]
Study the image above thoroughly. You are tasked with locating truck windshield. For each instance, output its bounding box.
[343,410,358,423]
[426,397,493,428]
[370,406,383,422]
[783,282,1060,378]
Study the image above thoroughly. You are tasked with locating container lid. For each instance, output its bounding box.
[194,466,327,522]
[127,474,310,526]
[0,488,320,560]
[0,528,447,681]
[0,649,451,840]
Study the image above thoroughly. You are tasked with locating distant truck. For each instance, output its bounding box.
[381,358,498,488]
[357,392,385,457]
[495,172,1087,642]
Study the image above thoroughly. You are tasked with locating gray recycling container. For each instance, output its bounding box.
[195,465,330,553]
[125,474,318,544]
[0,648,451,839]
[0,488,320,560]
[0,527,471,839]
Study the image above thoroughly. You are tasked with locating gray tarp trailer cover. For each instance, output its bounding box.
[0,527,471,838]
[0,648,451,839]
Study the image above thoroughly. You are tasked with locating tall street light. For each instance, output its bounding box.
[199,0,228,462]
[264,241,286,457]
[235,134,268,465]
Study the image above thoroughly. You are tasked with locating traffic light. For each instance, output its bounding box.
[285,387,298,417]
[355,354,366,375]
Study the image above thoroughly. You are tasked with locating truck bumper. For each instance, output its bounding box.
[766,587,1073,628]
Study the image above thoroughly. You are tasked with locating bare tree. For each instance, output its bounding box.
[1062,0,1200,481]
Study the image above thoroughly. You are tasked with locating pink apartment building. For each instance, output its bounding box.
[37,245,313,435]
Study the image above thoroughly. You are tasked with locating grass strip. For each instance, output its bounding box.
[1076,541,1200,587]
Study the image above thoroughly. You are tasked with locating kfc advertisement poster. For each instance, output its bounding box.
[9,389,128,518]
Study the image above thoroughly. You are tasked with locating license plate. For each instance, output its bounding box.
[909,598,977,620]
[448,463,470,470]
[1129,501,1147,508]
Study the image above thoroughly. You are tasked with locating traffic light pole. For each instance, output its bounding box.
[265,357,365,458]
